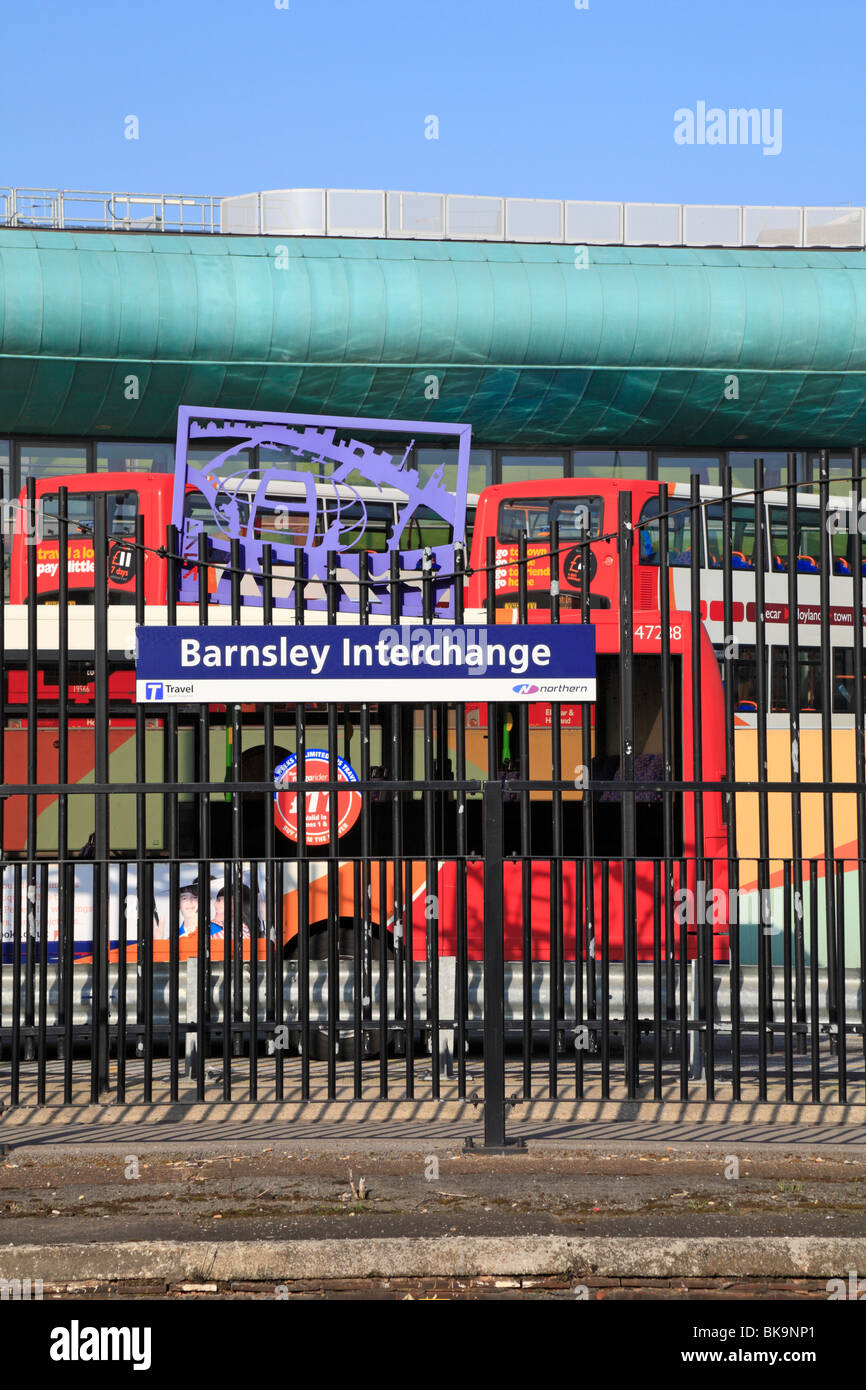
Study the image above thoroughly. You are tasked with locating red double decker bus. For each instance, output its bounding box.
[6,470,730,968]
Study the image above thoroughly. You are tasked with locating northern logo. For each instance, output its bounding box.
[512,683,540,694]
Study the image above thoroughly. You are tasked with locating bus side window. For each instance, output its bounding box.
[833,649,856,713]
[711,503,757,569]
[464,505,476,557]
[639,496,699,567]
[497,502,551,542]
[107,492,139,537]
[732,644,757,711]
[551,497,603,540]
[772,646,823,712]
[254,506,312,546]
[40,492,95,540]
[827,516,852,574]
[407,505,453,551]
[770,505,843,574]
[329,500,393,552]
[183,489,251,544]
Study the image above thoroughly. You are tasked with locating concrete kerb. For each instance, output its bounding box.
[2,1237,866,1283]
[2,1098,866,1128]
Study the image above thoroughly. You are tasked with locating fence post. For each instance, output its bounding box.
[466,777,525,1152]
[618,490,638,1096]
[93,493,110,1096]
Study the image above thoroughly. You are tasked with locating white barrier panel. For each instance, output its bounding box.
[261,188,326,235]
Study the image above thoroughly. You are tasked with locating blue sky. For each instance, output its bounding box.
[1,0,863,206]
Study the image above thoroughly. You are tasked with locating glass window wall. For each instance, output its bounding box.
[573,450,648,478]
[97,442,174,472]
[499,454,565,485]
[803,452,859,496]
[727,452,796,492]
[657,455,723,487]
[416,447,492,497]
[18,445,89,490]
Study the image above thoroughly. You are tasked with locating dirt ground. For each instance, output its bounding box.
[2,1144,864,1245]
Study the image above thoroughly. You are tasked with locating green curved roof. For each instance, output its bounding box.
[2,228,866,446]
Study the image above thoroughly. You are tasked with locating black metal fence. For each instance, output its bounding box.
[1,459,865,1142]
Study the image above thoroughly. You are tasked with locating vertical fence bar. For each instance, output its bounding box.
[783,859,793,1101]
[852,447,866,1079]
[422,548,439,1093]
[658,484,676,1075]
[92,493,110,1098]
[196,530,210,1101]
[652,858,662,1097]
[454,544,468,1098]
[37,864,48,1103]
[25,479,37,1064]
[480,778,507,1149]
[117,860,128,1102]
[389,551,404,1068]
[690,473,710,1097]
[817,451,843,1098]
[579,504,595,1081]
[165,525,180,1101]
[295,549,310,1098]
[231,538,244,1079]
[58,487,72,1100]
[11,864,21,1105]
[62,860,74,1103]
[720,461,741,1099]
[549,518,564,1102]
[809,858,820,1101]
[515,532,534,1094]
[753,461,771,1100]
[785,459,806,1059]
[135,514,149,1102]
[618,492,638,1096]
[357,549,371,1097]
[0,530,4,1087]
[600,860,610,1097]
[326,553,339,1096]
[261,544,275,1100]
[57,487,69,866]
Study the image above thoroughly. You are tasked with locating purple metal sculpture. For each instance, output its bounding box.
[171,407,472,617]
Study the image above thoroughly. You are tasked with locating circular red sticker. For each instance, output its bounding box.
[274,750,361,845]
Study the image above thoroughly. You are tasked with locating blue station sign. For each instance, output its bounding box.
[135,624,596,704]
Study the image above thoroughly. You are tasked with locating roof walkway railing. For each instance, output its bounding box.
[1,186,864,249]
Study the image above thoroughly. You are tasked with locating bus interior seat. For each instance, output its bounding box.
[731,551,754,570]
[640,530,656,560]
[797,554,819,573]
[834,557,852,575]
